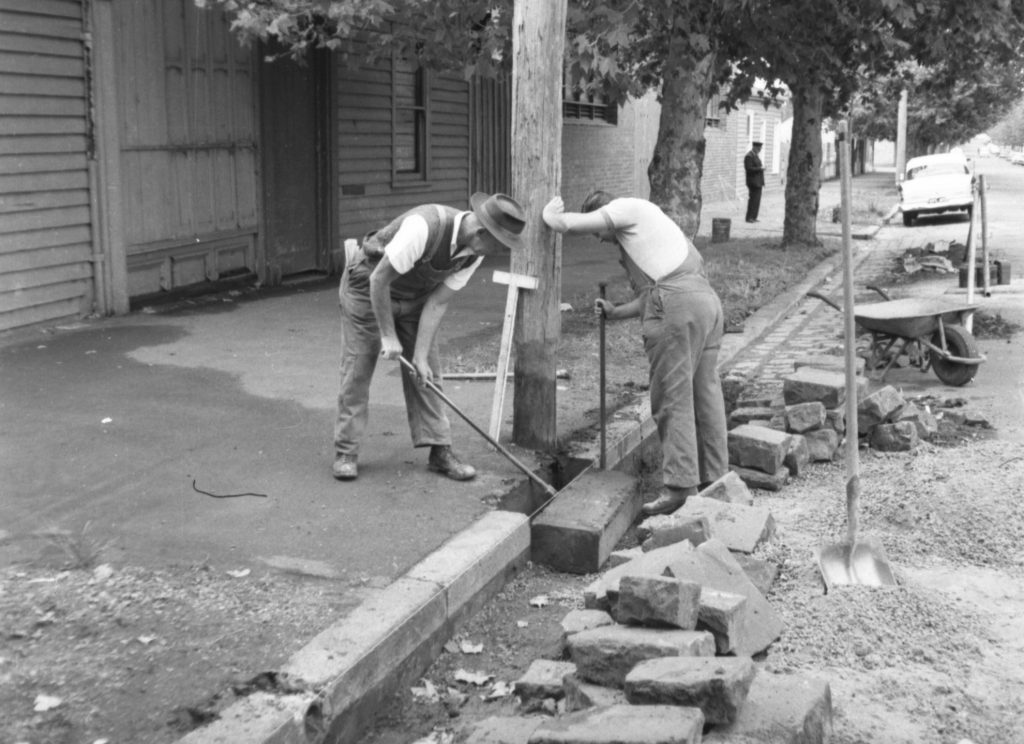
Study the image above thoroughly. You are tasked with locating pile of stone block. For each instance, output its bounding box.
[627,472,775,557]
[727,364,946,492]
[727,366,863,491]
[458,534,833,744]
[856,384,940,451]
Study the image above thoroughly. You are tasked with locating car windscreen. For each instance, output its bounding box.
[906,162,968,180]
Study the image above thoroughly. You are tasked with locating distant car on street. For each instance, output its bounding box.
[898,153,975,227]
[1011,152,1024,166]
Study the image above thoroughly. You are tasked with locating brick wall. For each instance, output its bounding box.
[560,98,639,212]
[701,113,737,203]
[559,94,786,212]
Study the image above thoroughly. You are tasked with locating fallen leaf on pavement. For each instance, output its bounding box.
[483,680,514,701]
[410,729,454,744]
[442,687,469,709]
[33,694,63,712]
[411,678,440,703]
[454,668,494,686]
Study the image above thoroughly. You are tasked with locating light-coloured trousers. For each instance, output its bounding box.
[642,284,729,489]
[333,264,451,457]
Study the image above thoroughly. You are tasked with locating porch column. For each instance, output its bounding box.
[87,0,129,314]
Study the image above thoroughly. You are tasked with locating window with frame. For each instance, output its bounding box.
[563,76,618,124]
[705,93,723,128]
[392,54,430,183]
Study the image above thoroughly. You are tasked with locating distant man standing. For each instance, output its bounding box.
[744,141,765,223]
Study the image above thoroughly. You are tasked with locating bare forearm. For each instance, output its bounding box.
[414,296,448,362]
[605,295,643,320]
[542,196,608,236]
[413,284,456,365]
[369,273,397,340]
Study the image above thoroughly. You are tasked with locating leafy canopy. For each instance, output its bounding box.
[195,0,511,76]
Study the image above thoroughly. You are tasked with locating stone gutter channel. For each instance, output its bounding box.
[178,237,877,744]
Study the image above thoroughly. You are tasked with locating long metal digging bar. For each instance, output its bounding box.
[397,355,558,499]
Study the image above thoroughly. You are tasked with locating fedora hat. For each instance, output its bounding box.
[470,192,526,250]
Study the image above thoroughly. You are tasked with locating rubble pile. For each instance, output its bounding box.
[727,364,992,492]
[457,474,833,744]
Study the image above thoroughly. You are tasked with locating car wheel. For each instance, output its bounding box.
[902,211,915,227]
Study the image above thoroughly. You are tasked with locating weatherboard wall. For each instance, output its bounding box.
[0,0,93,332]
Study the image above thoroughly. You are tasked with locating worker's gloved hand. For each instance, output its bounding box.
[380,335,403,360]
[411,356,434,386]
[594,298,614,319]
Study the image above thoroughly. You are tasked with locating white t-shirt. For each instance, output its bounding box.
[383,212,482,291]
[599,198,690,281]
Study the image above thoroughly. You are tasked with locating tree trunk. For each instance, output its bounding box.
[647,37,719,238]
[782,84,825,247]
[510,0,566,450]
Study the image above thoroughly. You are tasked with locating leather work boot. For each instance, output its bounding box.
[332,454,358,480]
[428,445,476,481]
[640,486,696,517]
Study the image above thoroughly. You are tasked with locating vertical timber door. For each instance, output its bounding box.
[260,49,332,279]
[114,0,260,299]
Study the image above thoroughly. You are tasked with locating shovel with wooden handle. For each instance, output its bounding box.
[816,120,897,590]
[598,281,607,469]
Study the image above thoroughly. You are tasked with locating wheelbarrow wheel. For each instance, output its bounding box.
[931,324,979,386]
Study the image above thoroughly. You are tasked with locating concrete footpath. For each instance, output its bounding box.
[1,170,934,742]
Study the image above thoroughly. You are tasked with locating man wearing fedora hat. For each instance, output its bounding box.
[744,141,765,223]
[332,192,526,482]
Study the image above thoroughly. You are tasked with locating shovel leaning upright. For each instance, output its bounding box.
[816,120,897,590]
[598,281,607,469]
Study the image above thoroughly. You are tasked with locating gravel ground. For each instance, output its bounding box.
[362,437,1024,744]
[0,562,358,744]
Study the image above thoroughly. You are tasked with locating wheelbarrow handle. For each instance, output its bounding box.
[807,290,841,312]
[396,356,557,498]
[865,284,892,301]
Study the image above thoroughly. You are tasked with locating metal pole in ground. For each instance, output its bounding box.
[979,175,990,298]
[965,189,978,333]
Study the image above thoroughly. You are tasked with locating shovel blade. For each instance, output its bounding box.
[817,537,897,589]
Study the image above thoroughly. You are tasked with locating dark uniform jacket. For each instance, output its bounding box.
[744,150,765,188]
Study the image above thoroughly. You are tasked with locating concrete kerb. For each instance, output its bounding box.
[176,227,882,744]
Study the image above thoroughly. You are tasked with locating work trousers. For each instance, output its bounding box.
[333,262,450,457]
[746,187,762,221]
[642,283,729,490]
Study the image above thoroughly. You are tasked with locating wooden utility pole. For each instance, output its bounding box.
[510,0,566,450]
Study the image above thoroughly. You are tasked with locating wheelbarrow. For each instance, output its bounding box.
[807,286,985,387]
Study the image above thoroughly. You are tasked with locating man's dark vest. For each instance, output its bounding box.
[362,205,476,301]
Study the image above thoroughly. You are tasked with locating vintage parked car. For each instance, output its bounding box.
[1011,151,1024,166]
[898,153,975,227]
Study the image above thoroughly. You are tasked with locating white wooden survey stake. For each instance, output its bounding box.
[489,269,539,440]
